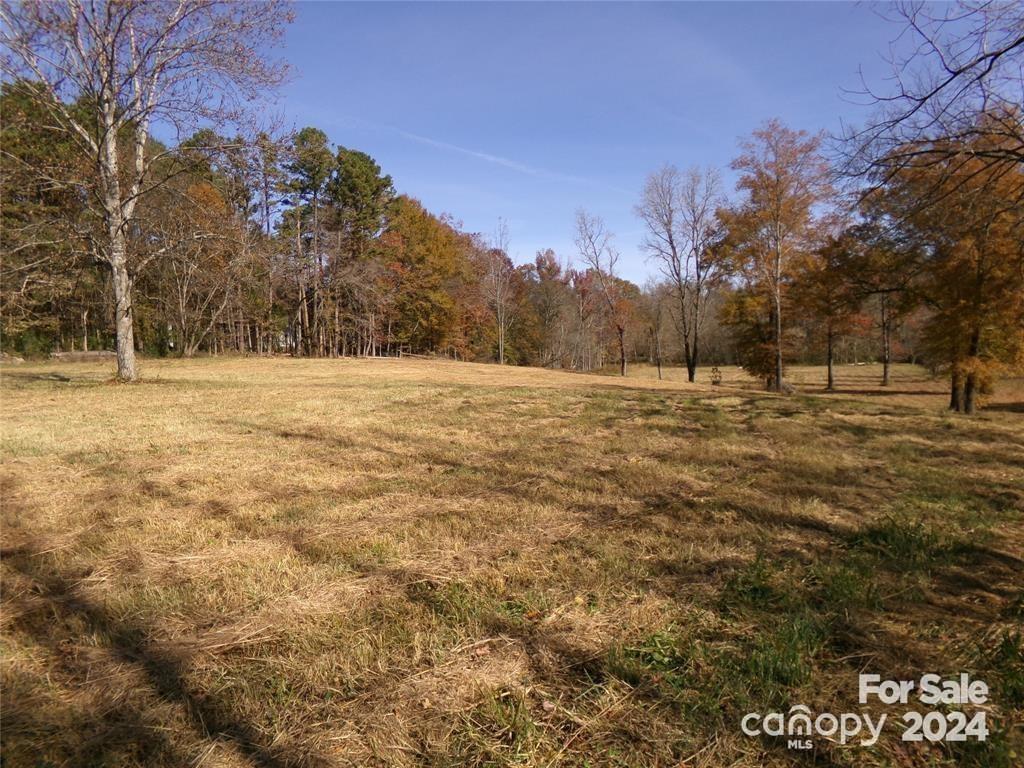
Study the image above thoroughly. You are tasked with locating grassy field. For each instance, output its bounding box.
[1,357,1022,767]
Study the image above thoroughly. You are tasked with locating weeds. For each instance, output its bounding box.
[742,615,825,704]
[848,515,951,571]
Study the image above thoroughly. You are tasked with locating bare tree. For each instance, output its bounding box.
[643,280,673,381]
[574,210,628,376]
[567,268,600,371]
[482,219,516,364]
[636,165,724,382]
[1,0,291,380]
[841,1,1024,202]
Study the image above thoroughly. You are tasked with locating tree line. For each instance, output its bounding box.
[1,1,1021,413]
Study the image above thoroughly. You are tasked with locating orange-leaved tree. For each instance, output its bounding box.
[878,130,1024,413]
[719,120,832,391]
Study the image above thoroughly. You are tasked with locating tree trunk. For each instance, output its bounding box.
[826,328,835,391]
[678,292,693,381]
[773,289,783,392]
[687,324,699,383]
[99,88,138,381]
[312,191,323,358]
[299,285,309,356]
[82,308,89,352]
[949,368,962,412]
[683,329,697,383]
[333,304,340,357]
[109,246,138,381]
[963,329,981,415]
[964,374,977,415]
[655,329,663,381]
[771,239,785,393]
[682,329,696,382]
[617,325,626,376]
[881,300,892,386]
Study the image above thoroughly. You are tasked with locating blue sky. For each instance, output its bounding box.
[276,1,899,283]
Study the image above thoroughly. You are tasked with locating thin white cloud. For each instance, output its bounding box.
[331,115,633,196]
[395,126,634,197]
[393,127,552,177]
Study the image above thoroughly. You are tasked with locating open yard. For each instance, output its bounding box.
[1,358,1022,767]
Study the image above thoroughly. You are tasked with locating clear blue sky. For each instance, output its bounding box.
[276,1,898,283]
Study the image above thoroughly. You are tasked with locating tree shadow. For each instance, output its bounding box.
[2,547,333,768]
[824,388,941,397]
[984,400,1024,414]
[1,371,75,383]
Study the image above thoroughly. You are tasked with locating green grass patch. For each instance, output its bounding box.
[739,614,826,707]
[449,688,539,766]
[848,515,953,572]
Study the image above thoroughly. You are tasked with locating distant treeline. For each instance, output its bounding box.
[1,1,1021,414]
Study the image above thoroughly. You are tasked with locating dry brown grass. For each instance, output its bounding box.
[1,357,1022,767]
[619,361,1024,413]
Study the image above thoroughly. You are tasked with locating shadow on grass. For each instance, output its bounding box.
[1,548,333,768]
[985,401,1024,414]
[826,388,942,397]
